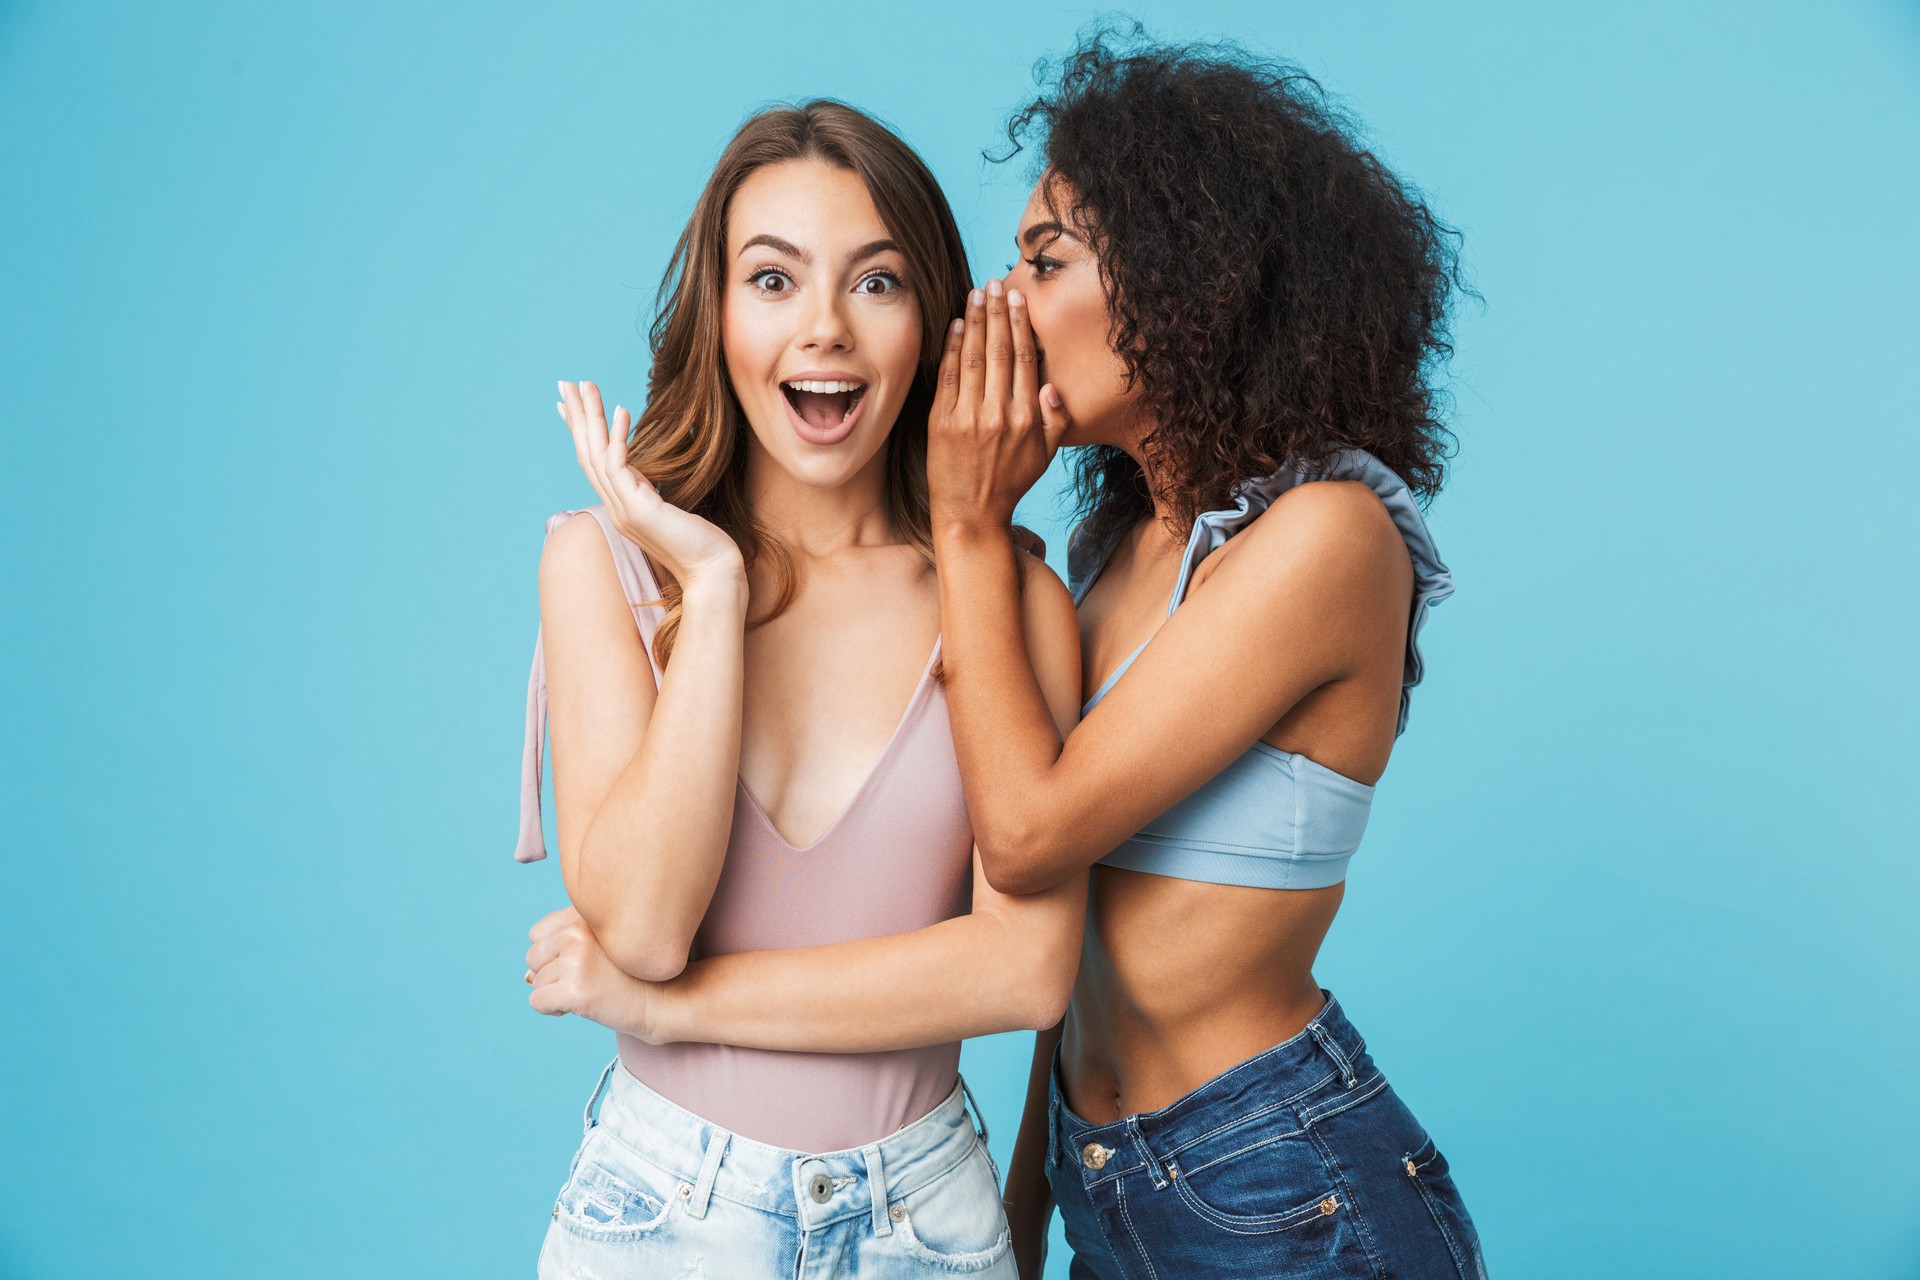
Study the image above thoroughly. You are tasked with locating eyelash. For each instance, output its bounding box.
[744,267,907,296]
[1008,253,1060,277]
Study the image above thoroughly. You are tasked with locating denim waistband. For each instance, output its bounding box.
[1047,990,1382,1189]
[580,1056,990,1235]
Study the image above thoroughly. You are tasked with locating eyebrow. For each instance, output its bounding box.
[1019,220,1070,249]
[736,235,903,265]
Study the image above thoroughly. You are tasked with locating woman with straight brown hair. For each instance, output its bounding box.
[512,101,1085,1278]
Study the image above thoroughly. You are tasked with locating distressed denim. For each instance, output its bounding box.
[538,1056,1016,1279]
[1046,992,1486,1280]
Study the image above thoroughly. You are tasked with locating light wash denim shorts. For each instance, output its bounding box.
[537,1056,1017,1279]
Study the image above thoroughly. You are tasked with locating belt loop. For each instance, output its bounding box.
[685,1127,728,1220]
[1124,1118,1167,1191]
[864,1142,891,1237]
[958,1074,990,1146]
[1308,1021,1358,1088]
[580,1056,619,1135]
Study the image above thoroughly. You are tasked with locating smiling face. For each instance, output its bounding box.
[1003,172,1141,449]
[722,158,923,492]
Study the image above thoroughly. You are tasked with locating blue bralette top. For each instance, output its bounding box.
[1066,448,1454,890]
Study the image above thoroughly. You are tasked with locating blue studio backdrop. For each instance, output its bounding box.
[3,3,1917,1277]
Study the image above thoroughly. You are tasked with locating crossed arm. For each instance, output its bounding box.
[528,544,1090,1053]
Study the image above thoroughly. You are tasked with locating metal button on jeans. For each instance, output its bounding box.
[802,1161,834,1204]
[1081,1142,1113,1171]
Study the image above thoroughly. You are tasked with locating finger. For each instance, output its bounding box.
[576,380,614,497]
[933,317,964,416]
[1038,383,1074,453]
[529,983,569,1016]
[559,381,610,507]
[983,279,1012,411]
[523,969,534,984]
[1007,288,1040,414]
[529,905,578,942]
[958,287,987,414]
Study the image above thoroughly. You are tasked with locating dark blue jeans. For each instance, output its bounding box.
[1046,992,1485,1279]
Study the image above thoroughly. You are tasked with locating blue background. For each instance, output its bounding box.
[4,2,1917,1276]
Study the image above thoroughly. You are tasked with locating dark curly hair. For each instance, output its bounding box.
[998,23,1470,549]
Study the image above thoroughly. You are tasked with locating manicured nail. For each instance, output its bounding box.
[557,380,568,398]
[1007,288,1024,307]
[987,279,1004,298]
[969,288,985,307]
[1042,385,1062,408]
[950,318,965,336]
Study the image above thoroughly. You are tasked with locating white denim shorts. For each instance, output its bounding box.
[537,1057,1016,1278]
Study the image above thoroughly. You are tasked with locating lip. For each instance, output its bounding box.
[779,371,871,447]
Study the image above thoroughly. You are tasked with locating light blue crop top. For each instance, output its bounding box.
[1067,447,1454,890]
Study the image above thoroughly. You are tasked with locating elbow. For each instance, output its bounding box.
[604,935,692,984]
[574,898,694,984]
[978,816,1072,897]
[1007,941,1077,1031]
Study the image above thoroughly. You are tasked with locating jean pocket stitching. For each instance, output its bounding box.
[1167,1161,1343,1237]
[553,1157,676,1242]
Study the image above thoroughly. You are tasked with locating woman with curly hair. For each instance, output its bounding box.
[928,29,1487,1279]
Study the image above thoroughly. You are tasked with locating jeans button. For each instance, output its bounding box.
[802,1160,834,1204]
[1081,1142,1112,1171]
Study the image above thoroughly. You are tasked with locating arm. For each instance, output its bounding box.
[542,380,750,981]
[1004,1016,1064,1279]
[928,285,1414,894]
[528,552,1088,1050]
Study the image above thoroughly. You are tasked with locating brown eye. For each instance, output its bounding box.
[856,271,904,296]
[748,268,793,294]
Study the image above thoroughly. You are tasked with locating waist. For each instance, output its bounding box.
[592,1055,985,1229]
[1051,990,1381,1176]
[617,1035,962,1154]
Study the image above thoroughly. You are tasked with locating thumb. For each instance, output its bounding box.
[1038,384,1073,453]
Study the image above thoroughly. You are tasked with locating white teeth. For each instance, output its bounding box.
[783,379,865,394]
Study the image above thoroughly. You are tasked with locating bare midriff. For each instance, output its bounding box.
[1058,866,1344,1125]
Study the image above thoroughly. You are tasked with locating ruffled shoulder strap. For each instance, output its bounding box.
[514,506,669,863]
[1168,448,1455,737]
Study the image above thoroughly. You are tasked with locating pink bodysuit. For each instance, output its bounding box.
[515,506,973,1153]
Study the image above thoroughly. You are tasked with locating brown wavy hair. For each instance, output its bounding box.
[999,25,1471,549]
[627,100,970,666]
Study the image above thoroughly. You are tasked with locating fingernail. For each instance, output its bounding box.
[987,279,1003,297]
[1007,288,1024,307]
[950,318,965,336]
[970,288,985,307]
[1043,385,1062,408]
[557,380,567,397]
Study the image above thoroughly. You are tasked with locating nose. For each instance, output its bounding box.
[797,288,854,353]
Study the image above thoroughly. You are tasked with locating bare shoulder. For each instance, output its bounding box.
[1231,479,1409,585]
[538,511,627,618]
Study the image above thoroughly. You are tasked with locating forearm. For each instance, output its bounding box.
[573,574,747,975]
[933,524,1073,887]
[1003,1016,1063,1222]
[648,912,1073,1053]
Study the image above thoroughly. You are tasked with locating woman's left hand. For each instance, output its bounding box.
[525,906,661,1041]
[927,280,1073,533]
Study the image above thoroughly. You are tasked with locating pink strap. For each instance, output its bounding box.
[515,507,668,863]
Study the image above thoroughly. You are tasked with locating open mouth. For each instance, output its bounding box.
[780,378,869,443]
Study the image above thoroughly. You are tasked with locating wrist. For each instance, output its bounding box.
[679,565,749,612]
[933,518,1013,554]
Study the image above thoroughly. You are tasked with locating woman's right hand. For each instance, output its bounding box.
[557,379,744,587]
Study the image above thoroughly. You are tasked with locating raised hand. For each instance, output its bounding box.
[927,281,1073,532]
[556,379,744,586]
